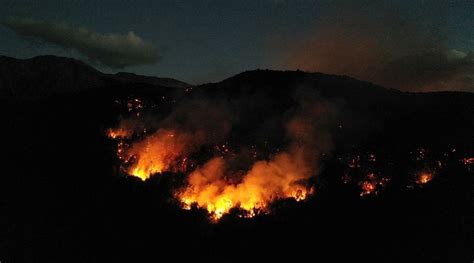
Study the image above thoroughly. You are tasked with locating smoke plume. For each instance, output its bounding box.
[108,86,338,219]
[283,3,474,92]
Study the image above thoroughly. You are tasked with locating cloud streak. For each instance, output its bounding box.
[3,17,160,68]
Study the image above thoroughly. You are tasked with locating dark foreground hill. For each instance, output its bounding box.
[0,60,473,262]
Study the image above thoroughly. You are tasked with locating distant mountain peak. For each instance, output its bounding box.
[0,55,191,99]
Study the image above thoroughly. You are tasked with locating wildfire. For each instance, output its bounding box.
[177,149,313,220]
[359,173,389,196]
[126,129,191,179]
[105,96,334,221]
[107,123,316,219]
[107,127,132,139]
[360,181,376,196]
[416,171,433,185]
[107,127,196,180]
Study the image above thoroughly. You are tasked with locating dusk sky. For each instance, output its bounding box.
[2,2,474,262]
[1,0,473,90]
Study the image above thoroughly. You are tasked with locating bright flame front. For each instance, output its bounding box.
[107,128,192,180]
[177,150,313,220]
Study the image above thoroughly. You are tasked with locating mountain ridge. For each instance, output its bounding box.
[2,55,473,101]
[0,55,191,99]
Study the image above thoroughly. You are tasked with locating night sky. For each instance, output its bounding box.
[1,0,473,91]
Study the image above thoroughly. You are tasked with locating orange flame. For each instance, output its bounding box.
[416,171,433,185]
[106,101,330,220]
[107,128,132,139]
[177,148,313,220]
[359,173,388,196]
[360,181,376,196]
[108,127,194,180]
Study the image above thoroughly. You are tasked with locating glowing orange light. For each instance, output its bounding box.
[177,149,313,220]
[359,173,388,197]
[360,181,376,196]
[107,127,194,180]
[107,128,131,139]
[462,157,474,165]
[416,171,433,185]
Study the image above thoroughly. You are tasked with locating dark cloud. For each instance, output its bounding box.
[283,4,474,92]
[3,17,160,68]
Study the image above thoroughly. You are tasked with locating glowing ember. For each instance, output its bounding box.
[416,171,433,185]
[368,153,376,162]
[214,143,232,157]
[359,173,389,196]
[348,155,360,168]
[414,148,427,161]
[127,98,144,112]
[341,173,351,184]
[107,128,131,139]
[360,181,376,196]
[177,149,313,220]
[462,157,474,165]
